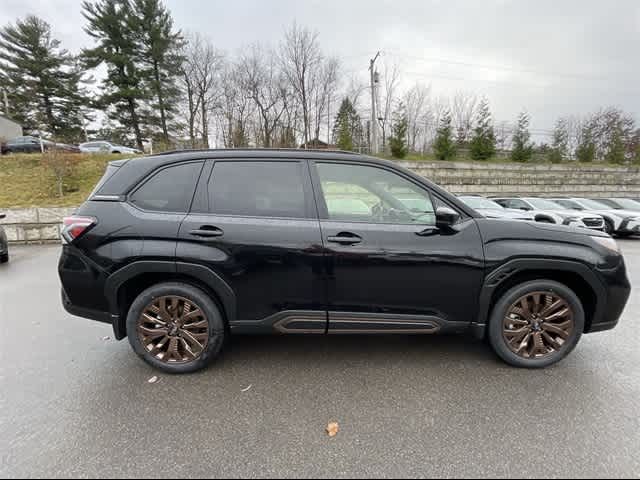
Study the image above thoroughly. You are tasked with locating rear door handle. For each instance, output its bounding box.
[189,226,224,238]
[327,233,362,245]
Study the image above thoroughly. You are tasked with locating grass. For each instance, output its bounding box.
[0,153,134,209]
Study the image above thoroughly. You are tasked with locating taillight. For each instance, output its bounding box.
[61,216,96,243]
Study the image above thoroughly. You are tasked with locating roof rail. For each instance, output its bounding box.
[151,147,362,156]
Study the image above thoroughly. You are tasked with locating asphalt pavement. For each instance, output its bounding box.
[1,242,639,478]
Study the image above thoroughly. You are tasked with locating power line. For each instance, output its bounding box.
[382,50,627,83]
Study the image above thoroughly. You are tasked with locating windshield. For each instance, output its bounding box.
[459,196,503,209]
[577,198,611,210]
[527,198,564,210]
[611,198,640,210]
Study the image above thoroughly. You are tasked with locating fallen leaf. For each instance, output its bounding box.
[241,384,252,392]
[326,422,339,437]
[148,376,159,384]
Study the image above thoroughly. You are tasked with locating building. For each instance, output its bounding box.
[0,115,22,141]
[299,138,337,150]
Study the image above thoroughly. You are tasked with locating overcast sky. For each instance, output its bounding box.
[2,0,639,137]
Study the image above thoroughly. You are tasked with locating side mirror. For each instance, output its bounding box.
[0,214,6,220]
[519,206,531,211]
[436,206,460,229]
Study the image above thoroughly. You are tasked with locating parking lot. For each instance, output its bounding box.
[1,242,639,478]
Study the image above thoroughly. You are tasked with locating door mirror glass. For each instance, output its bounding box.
[436,206,460,228]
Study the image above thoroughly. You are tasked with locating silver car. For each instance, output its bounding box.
[595,198,640,212]
[492,197,605,231]
[550,197,640,236]
[79,141,142,155]
[458,196,534,221]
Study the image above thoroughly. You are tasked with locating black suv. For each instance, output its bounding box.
[59,150,631,373]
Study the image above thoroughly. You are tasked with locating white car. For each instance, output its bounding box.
[492,197,605,231]
[79,141,142,155]
[550,197,640,237]
[458,196,534,221]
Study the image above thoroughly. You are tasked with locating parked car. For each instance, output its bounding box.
[491,197,605,231]
[0,213,8,263]
[550,197,640,236]
[79,141,142,155]
[0,136,80,154]
[59,150,630,373]
[595,198,640,212]
[458,195,534,221]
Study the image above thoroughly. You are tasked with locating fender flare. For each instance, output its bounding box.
[104,260,237,323]
[472,258,606,338]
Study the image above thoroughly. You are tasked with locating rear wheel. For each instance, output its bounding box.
[488,280,584,368]
[126,282,226,373]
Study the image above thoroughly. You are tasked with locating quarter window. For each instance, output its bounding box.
[130,162,203,212]
[316,163,436,225]
[208,161,307,218]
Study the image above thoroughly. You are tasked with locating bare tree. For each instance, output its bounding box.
[451,91,478,144]
[311,56,339,142]
[238,44,287,147]
[495,121,512,152]
[279,23,322,146]
[179,33,224,148]
[403,83,430,152]
[377,60,401,152]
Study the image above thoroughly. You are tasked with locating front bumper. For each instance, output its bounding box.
[618,219,640,234]
[588,258,632,333]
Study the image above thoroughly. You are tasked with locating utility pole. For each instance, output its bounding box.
[369,51,381,154]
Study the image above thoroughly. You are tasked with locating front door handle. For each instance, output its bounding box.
[415,226,440,237]
[327,232,362,245]
[189,226,224,238]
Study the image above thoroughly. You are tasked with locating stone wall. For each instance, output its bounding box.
[2,161,640,244]
[1,207,75,244]
[401,160,640,197]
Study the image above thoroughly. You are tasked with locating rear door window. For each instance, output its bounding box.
[207,161,308,218]
[129,162,203,212]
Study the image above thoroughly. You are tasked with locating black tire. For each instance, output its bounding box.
[603,219,614,235]
[488,280,584,368]
[0,253,8,264]
[3,149,11,155]
[126,282,226,374]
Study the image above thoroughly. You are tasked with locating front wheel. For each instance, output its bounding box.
[0,253,8,264]
[126,282,226,373]
[604,219,614,235]
[488,280,584,368]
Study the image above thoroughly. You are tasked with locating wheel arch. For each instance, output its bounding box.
[474,259,605,338]
[105,261,236,340]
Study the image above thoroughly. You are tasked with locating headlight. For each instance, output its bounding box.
[591,236,620,253]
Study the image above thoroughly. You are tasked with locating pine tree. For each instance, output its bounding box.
[469,98,496,161]
[0,16,90,141]
[548,117,569,163]
[511,111,534,162]
[82,0,149,150]
[332,98,362,151]
[133,0,183,144]
[433,110,456,161]
[389,102,408,159]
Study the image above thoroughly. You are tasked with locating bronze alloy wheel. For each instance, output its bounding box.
[137,296,209,364]
[502,291,575,359]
